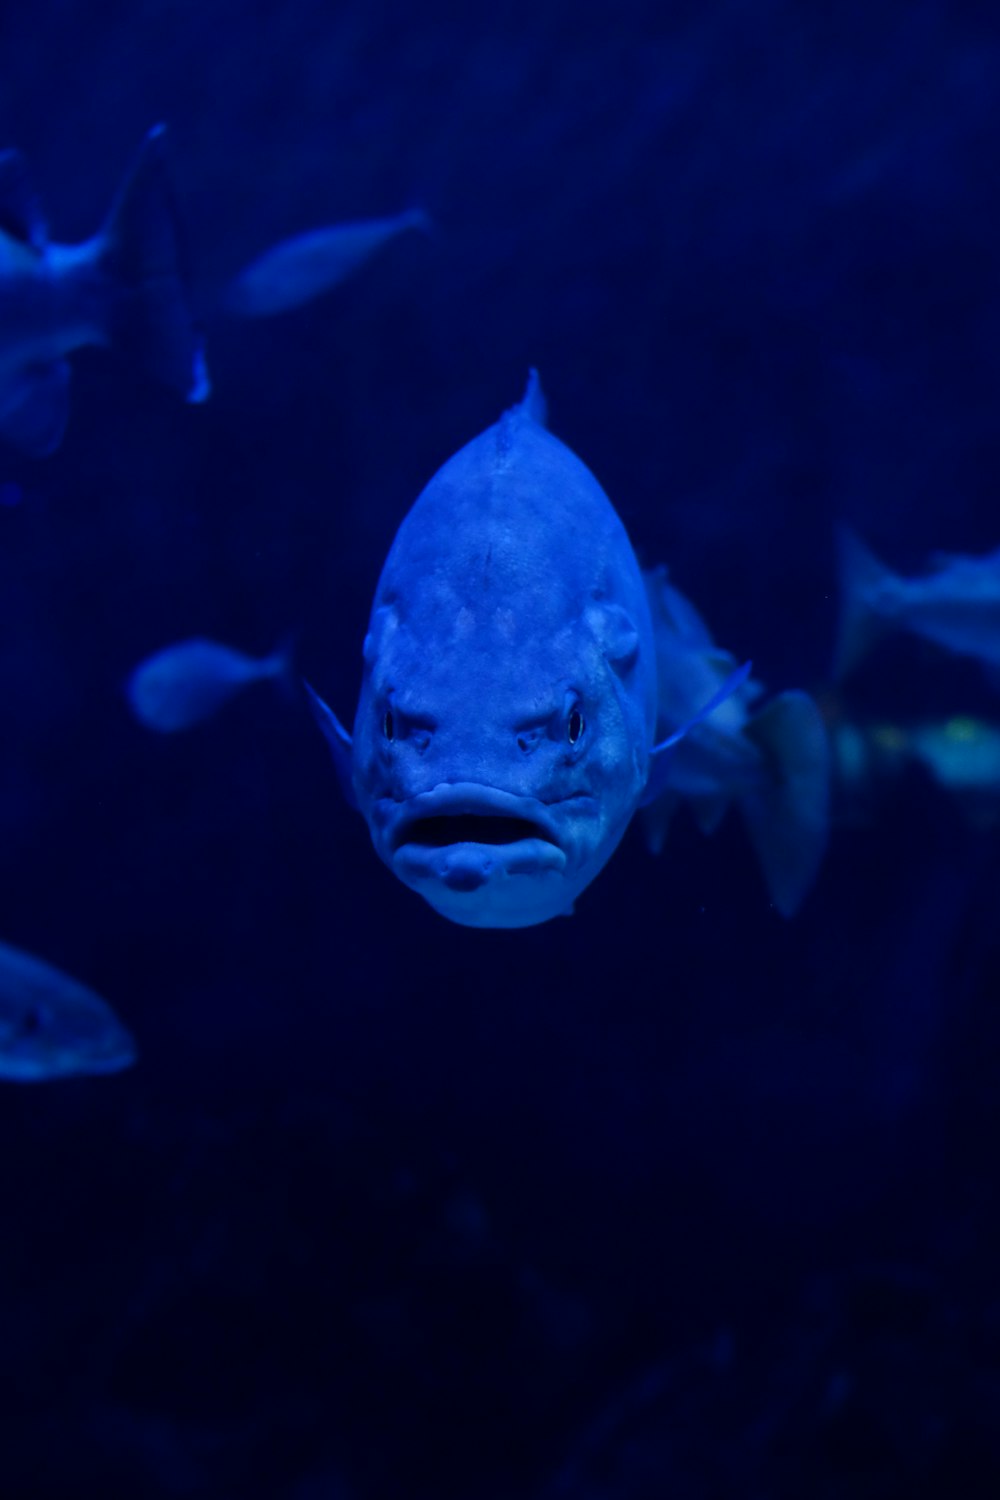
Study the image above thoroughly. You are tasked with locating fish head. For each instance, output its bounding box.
[0,993,137,1082]
[349,594,650,928]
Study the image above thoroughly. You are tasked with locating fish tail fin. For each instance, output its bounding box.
[263,630,301,702]
[98,124,210,403]
[402,205,434,236]
[833,524,893,679]
[740,691,830,918]
[520,369,548,427]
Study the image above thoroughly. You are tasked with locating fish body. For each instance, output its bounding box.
[835,527,1000,678]
[0,939,136,1082]
[830,714,1000,829]
[0,124,208,456]
[226,208,429,318]
[127,638,289,732]
[308,374,760,928]
[908,716,1000,793]
[641,569,829,916]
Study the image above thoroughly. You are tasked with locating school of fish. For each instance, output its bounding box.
[2,123,998,1061]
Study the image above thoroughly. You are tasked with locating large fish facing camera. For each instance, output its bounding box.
[307,374,828,928]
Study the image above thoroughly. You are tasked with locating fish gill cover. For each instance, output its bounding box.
[0,1,999,1497]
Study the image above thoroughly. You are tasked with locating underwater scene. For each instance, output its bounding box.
[2,1,1000,1495]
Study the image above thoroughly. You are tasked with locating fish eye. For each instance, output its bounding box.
[567,707,585,745]
[382,709,395,742]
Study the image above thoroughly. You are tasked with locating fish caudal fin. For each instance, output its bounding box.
[740,691,830,917]
[262,631,301,704]
[833,525,894,680]
[99,124,210,404]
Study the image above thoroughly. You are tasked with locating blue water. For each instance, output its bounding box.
[2,2,1000,1495]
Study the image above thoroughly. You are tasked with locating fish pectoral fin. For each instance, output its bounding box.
[303,681,358,810]
[0,361,70,456]
[641,659,753,807]
[0,148,46,250]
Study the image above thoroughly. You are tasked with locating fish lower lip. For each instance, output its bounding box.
[394,837,566,888]
[386,784,568,883]
[388,784,563,855]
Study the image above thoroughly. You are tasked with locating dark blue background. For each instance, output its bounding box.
[1,2,1000,1495]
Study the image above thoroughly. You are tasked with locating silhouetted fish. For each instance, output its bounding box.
[226,208,429,318]
[0,939,136,1081]
[0,123,208,457]
[127,637,292,732]
[835,526,1000,678]
[640,568,829,917]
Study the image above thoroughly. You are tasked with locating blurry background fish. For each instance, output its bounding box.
[640,566,829,916]
[835,526,1000,680]
[830,710,1000,830]
[224,208,431,318]
[0,937,136,1080]
[126,635,294,732]
[0,124,207,457]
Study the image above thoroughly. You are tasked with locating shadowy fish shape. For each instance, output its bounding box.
[225,208,430,318]
[831,713,1000,830]
[127,637,292,732]
[306,372,750,929]
[835,526,1000,679]
[0,123,209,457]
[0,938,136,1081]
[906,715,1000,798]
[640,568,829,917]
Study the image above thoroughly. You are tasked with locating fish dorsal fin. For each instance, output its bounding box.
[519,368,548,427]
[0,149,46,251]
[641,659,753,807]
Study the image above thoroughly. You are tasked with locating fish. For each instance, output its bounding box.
[306,372,762,929]
[831,714,1000,829]
[127,637,292,732]
[0,938,136,1081]
[225,208,430,318]
[834,526,1000,679]
[907,716,1000,797]
[0,123,209,457]
[640,568,829,917]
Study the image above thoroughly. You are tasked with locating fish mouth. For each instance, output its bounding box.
[387,783,568,891]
